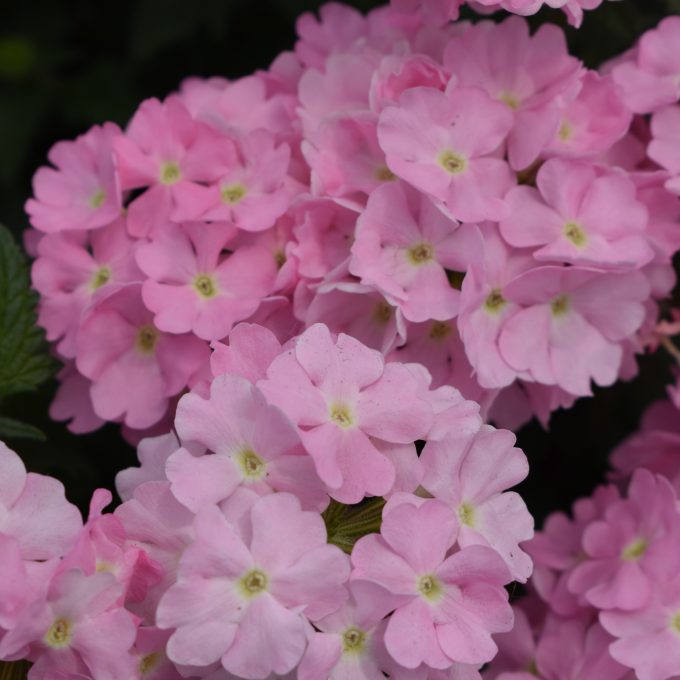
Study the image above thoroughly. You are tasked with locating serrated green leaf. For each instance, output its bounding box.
[323,497,385,554]
[0,224,55,398]
[0,416,46,441]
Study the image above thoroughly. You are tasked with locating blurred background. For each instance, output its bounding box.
[1,0,679,520]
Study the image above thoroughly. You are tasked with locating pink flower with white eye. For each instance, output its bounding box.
[157,494,349,678]
[173,129,292,231]
[259,324,433,503]
[526,484,620,617]
[137,222,276,341]
[545,72,632,159]
[442,17,582,170]
[112,96,233,237]
[25,123,122,234]
[210,323,283,382]
[390,0,463,25]
[0,569,138,680]
[351,499,513,669]
[169,374,328,512]
[295,2,367,69]
[298,582,396,680]
[457,224,534,390]
[649,105,680,196]
[567,469,680,611]
[75,284,209,429]
[377,86,514,222]
[497,266,650,396]
[32,219,142,358]
[500,160,653,270]
[601,570,680,680]
[130,627,184,680]
[418,426,533,582]
[612,16,680,114]
[302,113,397,199]
[0,442,82,562]
[349,182,482,322]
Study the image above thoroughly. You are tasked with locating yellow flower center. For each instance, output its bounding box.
[373,301,393,325]
[563,221,587,247]
[330,404,353,428]
[44,618,72,649]
[136,324,159,355]
[193,274,218,299]
[342,627,367,655]
[90,265,111,290]
[458,502,476,527]
[375,165,396,181]
[558,121,573,142]
[499,92,520,110]
[417,574,443,602]
[550,294,570,318]
[235,448,267,481]
[407,242,435,265]
[672,612,680,635]
[89,187,106,209]
[238,569,269,598]
[438,150,467,175]
[160,161,181,185]
[622,537,647,561]
[429,321,452,341]
[484,288,506,315]
[221,183,247,204]
[139,652,162,676]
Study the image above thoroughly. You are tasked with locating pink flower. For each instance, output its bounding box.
[0,569,138,679]
[419,426,533,581]
[49,363,105,434]
[0,442,82,561]
[173,130,292,231]
[112,96,233,237]
[500,159,653,270]
[497,266,650,396]
[137,223,276,341]
[601,570,680,680]
[157,494,349,678]
[259,324,433,503]
[26,123,122,233]
[32,219,142,358]
[649,105,680,195]
[567,469,680,611]
[377,86,514,222]
[390,0,463,25]
[612,17,680,114]
[170,374,328,512]
[75,284,208,429]
[349,182,481,322]
[351,499,513,669]
[442,17,582,170]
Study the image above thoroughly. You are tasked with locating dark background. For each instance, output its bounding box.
[1,0,679,520]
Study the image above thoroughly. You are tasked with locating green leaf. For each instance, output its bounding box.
[323,497,385,554]
[0,416,46,441]
[0,224,55,398]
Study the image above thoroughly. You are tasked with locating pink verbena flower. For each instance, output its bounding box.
[32,219,142,358]
[497,266,650,396]
[112,96,233,237]
[351,499,513,669]
[377,86,514,222]
[418,426,533,582]
[157,494,349,678]
[601,570,680,680]
[649,105,680,196]
[75,284,208,429]
[170,374,328,512]
[259,323,433,503]
[442,17,582,170]
[137,222,276,341]
[567,469,680,611]
[500,159,653,270]
[612,17,680,114]
[349,181,480,322]
[25,123,122,233]
[0,442,82,561]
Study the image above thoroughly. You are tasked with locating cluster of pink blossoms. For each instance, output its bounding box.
[0,323,534,679]
[25,2,680,439]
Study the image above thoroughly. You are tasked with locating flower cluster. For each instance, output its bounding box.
[0,323,533,679]
[26,3,680,439]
